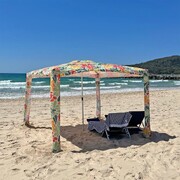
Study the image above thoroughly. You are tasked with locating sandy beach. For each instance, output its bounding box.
[0,89,180,180]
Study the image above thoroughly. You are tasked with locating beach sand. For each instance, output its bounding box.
[0,89,180,180]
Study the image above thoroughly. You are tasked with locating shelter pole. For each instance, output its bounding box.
[81,75,84,130]
[24,74,32,125]
[143,70,151,137]
[50,69,61,153]
[95,75,101,119]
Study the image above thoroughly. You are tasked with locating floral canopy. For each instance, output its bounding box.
[24,60,151,153]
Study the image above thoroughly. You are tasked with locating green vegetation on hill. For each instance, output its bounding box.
[130,55,180,74]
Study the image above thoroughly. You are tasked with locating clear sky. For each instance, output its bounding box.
[0,0,180,73]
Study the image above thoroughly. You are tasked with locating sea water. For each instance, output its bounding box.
[0,73,179,99]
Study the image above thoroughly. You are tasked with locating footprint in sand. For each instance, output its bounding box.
[12,168,20,171]
[15,156,28,164]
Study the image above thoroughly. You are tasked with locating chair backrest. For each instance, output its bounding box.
[105,112,132,128]
[128,111,144,126]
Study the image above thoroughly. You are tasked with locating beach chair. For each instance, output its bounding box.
[127,111,145,134]
[128,111,144,127]
[88,112,132,139]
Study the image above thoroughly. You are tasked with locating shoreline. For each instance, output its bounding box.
[0,87,180,101]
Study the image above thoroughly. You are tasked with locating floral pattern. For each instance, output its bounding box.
[27,60,145,78]
[24,60,151,153]
[50,69,61,152]
[143,70,151,137]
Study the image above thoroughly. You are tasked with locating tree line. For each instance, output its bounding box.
[129,55,180,74]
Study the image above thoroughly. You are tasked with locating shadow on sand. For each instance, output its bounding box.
[60,124,176,152]
[26,124,176,152]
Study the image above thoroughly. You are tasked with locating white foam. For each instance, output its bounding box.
[0,84,69,90]
[0,80,12,85]
[1,86,179,99]
[31,85,69,89]
[74,80,104,84]
[0,80,26,86]
[116,82,128,85]
[162,80,169,82]
[174,81,180,86]
[12,82,26,85]
[129,80,142,83]
[0,86,25,89]
[122,80,129,82]
[32,85,50,89]
[33,81,46,84]
[100,83,105,86]
[70,87,96,90]
[60,85,69,88]
[101,86,121,89]
[109,82,127,85]
[150,80,169,83]
[74,81,95,84]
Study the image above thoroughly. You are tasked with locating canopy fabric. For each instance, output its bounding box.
[27,60,146,79]
[24,60,151,153]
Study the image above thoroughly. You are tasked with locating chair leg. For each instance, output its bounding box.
[101,130,110,140]
[104,130,110,140]
[123,127,131,138]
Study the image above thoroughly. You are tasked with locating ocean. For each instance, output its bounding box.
[0,73,180,99]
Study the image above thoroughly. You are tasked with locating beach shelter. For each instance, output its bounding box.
[24,60,151,153]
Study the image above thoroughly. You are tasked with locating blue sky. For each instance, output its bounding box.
[0,0,180,73]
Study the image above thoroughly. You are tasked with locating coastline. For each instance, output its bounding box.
[0,73,180,100]
[0,89,180,179]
